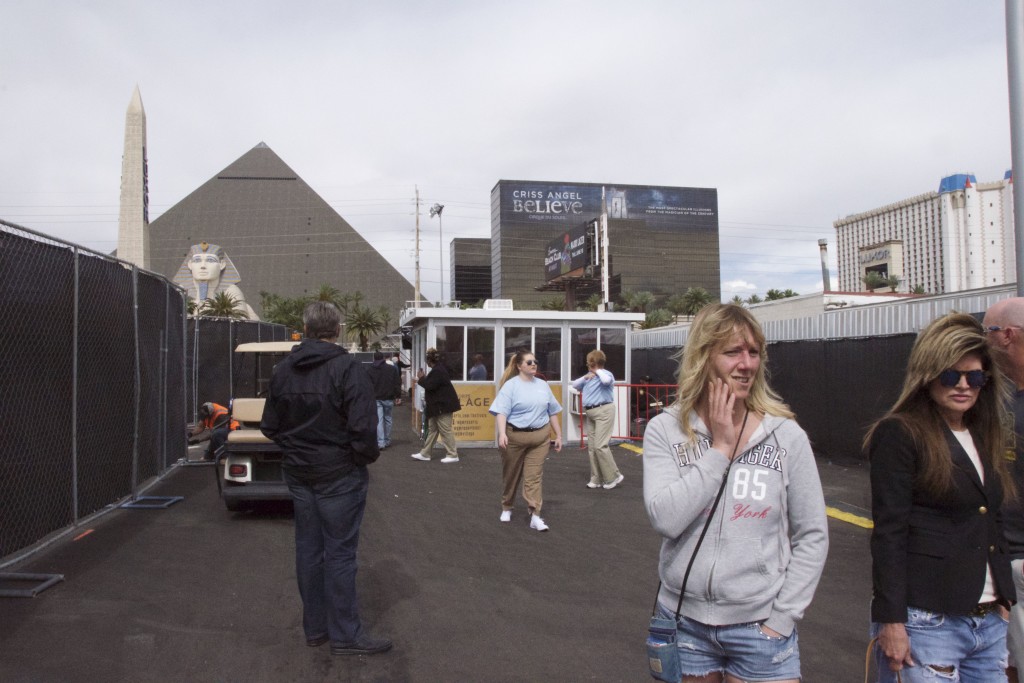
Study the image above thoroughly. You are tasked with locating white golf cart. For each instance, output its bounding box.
[215,341,296,512]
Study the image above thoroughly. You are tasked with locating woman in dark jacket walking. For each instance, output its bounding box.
[411,348,461,463]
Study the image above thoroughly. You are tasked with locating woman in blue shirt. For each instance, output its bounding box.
[572,350,623,490]
[490,349,563,531]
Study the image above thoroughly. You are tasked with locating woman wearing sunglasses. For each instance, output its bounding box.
[867,312,1016,682]
[489,349,563,531]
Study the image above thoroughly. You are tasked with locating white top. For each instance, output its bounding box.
[952,427,997,603]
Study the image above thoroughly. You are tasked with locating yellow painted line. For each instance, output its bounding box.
[619,443,644,454]
[827,506,873,529]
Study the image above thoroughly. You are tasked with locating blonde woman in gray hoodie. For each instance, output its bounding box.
[643,303,828,683]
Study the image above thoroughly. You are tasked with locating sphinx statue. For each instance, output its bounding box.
[174,242,259,320]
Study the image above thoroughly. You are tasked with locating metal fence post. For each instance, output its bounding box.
[229,319,235,398]
[72,247,79,523]
[131,266,140,497]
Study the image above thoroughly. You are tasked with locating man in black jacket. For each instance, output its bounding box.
[986,297,1024,681]
[366,351,401,450]
[260,302,391,656]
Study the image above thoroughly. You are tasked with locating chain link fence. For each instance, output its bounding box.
[0,219,187,566]
[185,318,291,422]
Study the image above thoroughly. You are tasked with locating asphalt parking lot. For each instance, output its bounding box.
[0,404,873,682]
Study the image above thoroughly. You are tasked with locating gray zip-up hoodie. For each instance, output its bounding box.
[642,406,828,637]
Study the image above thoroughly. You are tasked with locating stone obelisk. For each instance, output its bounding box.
[117,85,150,268]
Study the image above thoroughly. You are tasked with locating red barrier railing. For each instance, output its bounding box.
[575,383,676,445]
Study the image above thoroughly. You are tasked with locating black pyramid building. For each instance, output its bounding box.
[149,143,413,327]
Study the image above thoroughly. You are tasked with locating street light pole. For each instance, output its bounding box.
[414,186,421,304]
[430,203,445,304]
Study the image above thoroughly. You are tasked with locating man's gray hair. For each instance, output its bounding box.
[303,301,342,340]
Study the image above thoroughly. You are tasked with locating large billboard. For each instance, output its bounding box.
[544,223,590,281]
[497,181,717,232]
[492,179,719,306]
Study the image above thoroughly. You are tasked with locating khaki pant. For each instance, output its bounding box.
[501,428,551,515]
[419,412,458,458]
[584,403,619,485]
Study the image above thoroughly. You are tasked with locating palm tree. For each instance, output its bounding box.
[198,292,248,319]
[665,293,687,317]
[641,309,673,329]
[782,289,799,298]
[335,290,364,317]
[345,303,386,351]
[731,295,745,305]
[746,294,763,305]
[885,275,901,293]
[911,284,926,295]
[862,272,886,291]
[260,291,306,330]
[621,290,656,313]
[540,297,565,311]
[680,287,713,315]
[577,293,603,312]
[765,288,785,301]
[312,283,344,308]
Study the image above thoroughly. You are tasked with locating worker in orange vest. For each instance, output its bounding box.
[190,402,240,461]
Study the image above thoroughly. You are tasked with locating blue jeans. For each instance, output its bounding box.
[376,400,394,448]
[871,607,1009,682]
[657,603,802,681]
[284,467,369,645]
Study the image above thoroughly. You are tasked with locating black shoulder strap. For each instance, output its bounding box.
[653,409,749,619]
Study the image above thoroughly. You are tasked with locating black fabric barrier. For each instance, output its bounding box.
[631,334,916,462]
[185,318,290,422]
[0,231,76,558]
[0,220,189,564]
[768,335,914,462]
[76,252,136,517]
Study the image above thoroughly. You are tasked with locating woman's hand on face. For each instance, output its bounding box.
[707,378,738,457]
[877,622,914,672]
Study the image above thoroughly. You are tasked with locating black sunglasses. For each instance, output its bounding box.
[523,359,538,366]
[937,369,988,388]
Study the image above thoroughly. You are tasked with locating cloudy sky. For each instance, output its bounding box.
[0,1,1014,302]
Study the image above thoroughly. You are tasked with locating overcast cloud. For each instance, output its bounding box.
[0,1,1014,301]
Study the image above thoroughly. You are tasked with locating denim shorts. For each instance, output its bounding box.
[657,603,801,681]
[870,606,1008,683]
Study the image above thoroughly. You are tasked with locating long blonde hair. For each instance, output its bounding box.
[863,311,1013,499]
[499,348,532,388]
[674,304,792,441]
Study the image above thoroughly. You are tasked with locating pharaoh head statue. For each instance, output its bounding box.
[174,242,242,300]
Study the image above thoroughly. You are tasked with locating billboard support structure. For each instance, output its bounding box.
[600,186,610,310]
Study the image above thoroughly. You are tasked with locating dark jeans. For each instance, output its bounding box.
[206,426,231,460]
[284,467,369,645]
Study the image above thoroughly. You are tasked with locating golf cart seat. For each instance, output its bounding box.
[227,398,273,444]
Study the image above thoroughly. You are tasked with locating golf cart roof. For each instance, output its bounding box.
[234,341,300,353]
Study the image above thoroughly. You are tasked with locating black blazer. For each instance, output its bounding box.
[869,418,1015,622]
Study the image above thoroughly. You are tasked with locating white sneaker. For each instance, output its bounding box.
[499,510,512,522]
[586,481,601,489]
[603,473,625,490]
[410,453,430,461]
[530,514,549,532]
[440,457,460,464]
